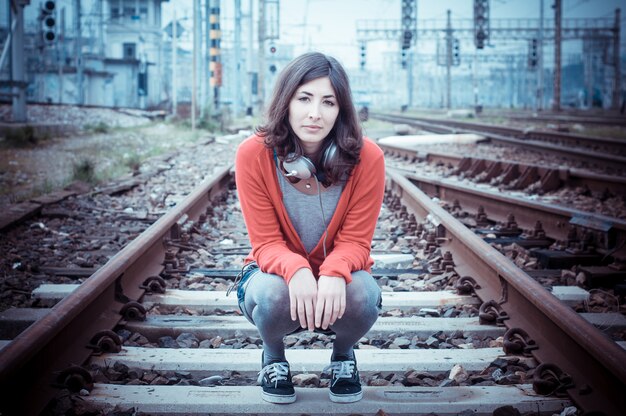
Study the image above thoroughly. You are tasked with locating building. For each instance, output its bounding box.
[0,0,169,109]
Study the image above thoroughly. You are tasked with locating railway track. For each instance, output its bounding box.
[1,141,625,414]
[378,141,626,198]
[371,112,626,171]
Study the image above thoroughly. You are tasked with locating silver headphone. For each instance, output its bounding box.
[281,143,338,180]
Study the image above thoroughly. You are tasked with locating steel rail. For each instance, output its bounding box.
[372,112,626,153]
[372,113,626,170]
[0,165,233,415]
[378,142,626,196]
[398,170,626,257]
[498,113,626,127]
[387,168,626,415]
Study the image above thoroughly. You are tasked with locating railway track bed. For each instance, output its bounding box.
[1,133,625,415]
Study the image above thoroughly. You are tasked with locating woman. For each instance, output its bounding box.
[234,52,385,404]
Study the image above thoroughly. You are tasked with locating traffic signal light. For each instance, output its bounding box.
[269,44,277,55]
[40,1,56,45]
[473,0,489,49]
[359,44,366,69]
[452,38,460,66]
[400,0,416,50]
[401,49,407,69]
[401,30,412,50]
[528,38,538,68]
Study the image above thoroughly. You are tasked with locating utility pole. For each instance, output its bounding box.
[209,2,222,111]
[258,0,266,110]
[400,0,417,108]
[58,7,65,104]
[611,8,621,111]
[199,1,205,119]
[234,0,242,118]
[192,0,198,130]
[205,0,211,114]
[10,0,27,122]
[537,0,544,110]
[75,0,83,105]
[445,9,452,110]
[247,0,255,115]
[553,0,561,111]
[172,8,177,116]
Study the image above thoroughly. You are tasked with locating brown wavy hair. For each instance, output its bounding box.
[256,52,363,185]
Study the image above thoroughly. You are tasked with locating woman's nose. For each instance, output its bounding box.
[308,106,321,119]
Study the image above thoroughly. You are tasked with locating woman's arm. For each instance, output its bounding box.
[235,139,312,283]
[318,143,386,283]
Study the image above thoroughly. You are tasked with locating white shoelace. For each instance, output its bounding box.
[257,362,290,388]
[323,360,356,387]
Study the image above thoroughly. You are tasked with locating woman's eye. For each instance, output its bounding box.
[298,96,310,102]
[324,100,335,106]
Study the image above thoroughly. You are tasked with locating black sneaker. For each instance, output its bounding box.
[257,360,296,404]
[323,354,363,403]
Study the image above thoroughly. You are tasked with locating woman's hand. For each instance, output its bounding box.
[288,268,318,331]
[315,275,346,330]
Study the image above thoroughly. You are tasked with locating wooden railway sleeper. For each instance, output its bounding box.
[119,301,146,321]
[53,365,94,393]
[503,327,538,356]
[478,300,510,326]
[87,330,122,354]
[532,363,575,398]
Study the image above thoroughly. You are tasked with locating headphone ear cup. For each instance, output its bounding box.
[282,154,316,179]
[320,142,338,168]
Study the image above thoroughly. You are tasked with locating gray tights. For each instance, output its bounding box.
[241,270,381,364]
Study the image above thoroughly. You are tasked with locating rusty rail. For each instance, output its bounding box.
[386,168,626,415]
[0,165,233,415]
[398,169,626,259]
[372,113,626,170]
[378,142,626,196]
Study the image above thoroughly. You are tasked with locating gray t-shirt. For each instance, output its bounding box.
[277,168,342,253]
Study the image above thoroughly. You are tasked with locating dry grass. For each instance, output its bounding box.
[0,122,209,207]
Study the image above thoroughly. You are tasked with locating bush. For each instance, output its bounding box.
[85,122,109,134]
[72,158,97,183]
[4,125,37,146]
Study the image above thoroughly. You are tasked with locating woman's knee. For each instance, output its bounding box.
[344,270,382,314]
[246,273,291,315]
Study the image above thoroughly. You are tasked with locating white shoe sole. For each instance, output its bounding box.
[261,391,297,404]
[329,390,363,403]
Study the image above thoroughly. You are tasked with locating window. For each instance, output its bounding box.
[123,43,136,60]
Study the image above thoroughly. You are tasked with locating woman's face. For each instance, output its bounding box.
[288,76,340,155]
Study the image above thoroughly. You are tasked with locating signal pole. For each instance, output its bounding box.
[192,0,198,130]
[537,0,544,110]
[257,0,265,110]
[234,0,242,117]
[611,8,620,111]
[8,0,27,122]
[172,9,177,116]
[553,0,561,111]
[446,9,452,109]
[75,0,83,105]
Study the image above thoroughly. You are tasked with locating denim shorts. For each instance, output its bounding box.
[236,261,260,323]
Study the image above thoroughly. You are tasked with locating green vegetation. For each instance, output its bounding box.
[72,158,98,184]
[0,119,222,205]
[84,122,110,134]
[2,125,38,147]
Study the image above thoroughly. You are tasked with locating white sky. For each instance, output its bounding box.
[163,0,625,69]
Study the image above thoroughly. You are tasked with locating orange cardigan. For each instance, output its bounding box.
[235,134,385,284]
